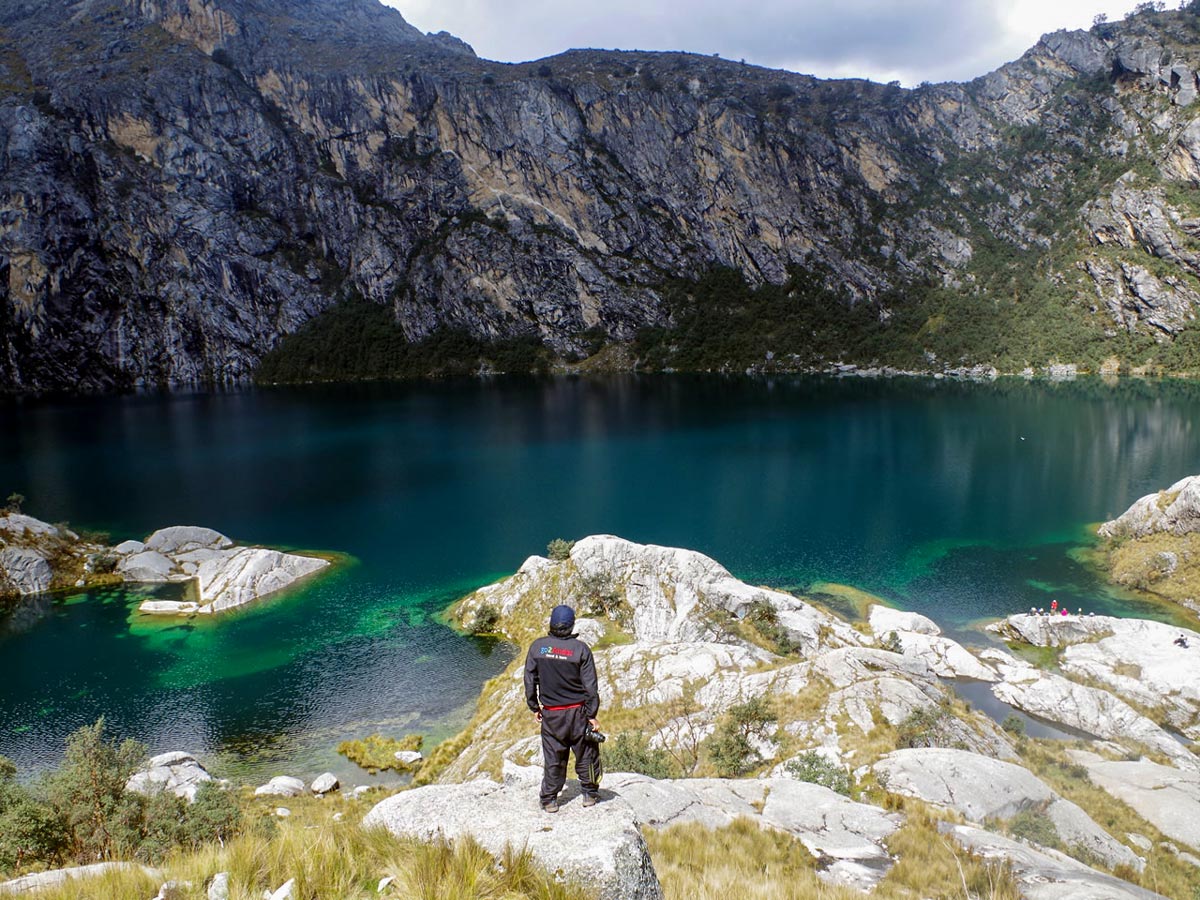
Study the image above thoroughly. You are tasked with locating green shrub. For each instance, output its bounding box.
[896,701,959,749]
[705,696,777,777]
[0,755,64,873]
[44,717,150,861]
[3,493,23,514]
[602,732,676,779]
[879,630,904,654]
[784,750,851,795]
[179,780,242,850]
[469,603,501,635]
[546,538,575,561]
[1007,805,1062,850]
[1002,714,1026,737]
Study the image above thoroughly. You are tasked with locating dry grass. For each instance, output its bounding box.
[644,807,1022,900]
[25,791,590,900]
[1106,531,1200,611]
[1016,738,1200,899]
[337,733,423,773]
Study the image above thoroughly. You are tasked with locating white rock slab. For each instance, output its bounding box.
[868,605,940,636]
[606,774,901,891]
[0,547,53,594]
[364,779,663,900]
[310,773,339,794]
[118,550,179,582]
[872,748,1139,869]
[942,824,1166,899]
[1067,751,1200,852]
[0,863,161,896]
[988,654,1199,771]
[144,526,233,555]
[0,514,62,539]
[1099,474,1200,538]
[194,547,328,613]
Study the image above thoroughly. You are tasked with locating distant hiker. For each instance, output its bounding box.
[524,605,602,813]
[1060,607,1068,617]
[1175,634,1190,648]
[1050,600,1058,614]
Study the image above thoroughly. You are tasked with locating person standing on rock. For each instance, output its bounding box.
[524,604,601,813]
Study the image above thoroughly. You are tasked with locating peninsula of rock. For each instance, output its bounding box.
[359,535,1199,898]
[0,513,330,616]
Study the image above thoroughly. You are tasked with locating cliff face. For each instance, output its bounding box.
[5,0,1200,389]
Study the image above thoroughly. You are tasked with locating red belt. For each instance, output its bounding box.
[542,703,583,711]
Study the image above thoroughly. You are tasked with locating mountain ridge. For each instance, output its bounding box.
[4,0,1200,389]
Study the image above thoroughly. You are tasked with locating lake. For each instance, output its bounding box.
[2,375,1198,780]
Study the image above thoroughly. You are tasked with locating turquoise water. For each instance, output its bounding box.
[2,375,1199,778]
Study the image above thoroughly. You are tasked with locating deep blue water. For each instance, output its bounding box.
[1,375,1198,779]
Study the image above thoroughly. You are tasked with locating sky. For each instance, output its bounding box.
[383,0,1150,86]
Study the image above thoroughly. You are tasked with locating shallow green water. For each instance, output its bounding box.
[1,375,1198,779]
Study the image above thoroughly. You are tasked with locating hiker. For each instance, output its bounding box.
[524,604,602,812]
[1175,634,1190,648]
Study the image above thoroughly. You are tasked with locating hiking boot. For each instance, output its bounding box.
[582,794,598,808]
[542,801,559,813]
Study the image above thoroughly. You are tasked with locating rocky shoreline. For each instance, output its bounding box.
[0,514,331,617]
[4,478,1200,897]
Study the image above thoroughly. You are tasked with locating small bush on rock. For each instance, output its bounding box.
[546,538,575,561]
[784,751,851,795]
[602,732,676,779]
[469,603,501,635]
[705,696,777,777]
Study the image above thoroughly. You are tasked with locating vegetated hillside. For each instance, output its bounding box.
[6,0,1200,389]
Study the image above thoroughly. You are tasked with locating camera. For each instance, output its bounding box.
[583,724,607,743]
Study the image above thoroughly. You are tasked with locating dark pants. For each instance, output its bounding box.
[539,706,601,805]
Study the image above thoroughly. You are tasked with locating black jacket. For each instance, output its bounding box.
[524,634,599,718]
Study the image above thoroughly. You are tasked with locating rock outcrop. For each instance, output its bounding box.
[9,3,1200,389]
[126,751,214,802]
[0,514,331,616]
[0,863,162,897]
[1066,751,1200,852]
[443,536,1011,781]
[118,526,328,615]
[992,613,1200,740]
[1099,474,1200,539]
[981,644,1199,771]
[363,778,663,900]
[603,772,902,891]
[939,824,1166,900]
[1096,473,1200,613]
[871,748,1140,869]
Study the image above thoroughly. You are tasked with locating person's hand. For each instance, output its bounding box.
[535,710,543,722]
[588,718,598,728]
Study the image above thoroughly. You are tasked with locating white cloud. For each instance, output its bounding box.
[384,0,1148,85]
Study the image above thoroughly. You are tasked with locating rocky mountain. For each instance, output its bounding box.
[6,0,1200,389]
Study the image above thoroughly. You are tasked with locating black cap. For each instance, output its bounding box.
[549,604,576,635]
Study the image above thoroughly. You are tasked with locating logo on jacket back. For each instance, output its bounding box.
[540,646,575,658]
